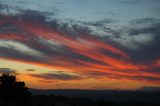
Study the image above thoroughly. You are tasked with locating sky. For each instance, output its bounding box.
[0,0,160,90]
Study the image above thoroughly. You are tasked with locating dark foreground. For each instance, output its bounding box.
[31,94,160,106]
[1,89,160,106]
[30,89,160,106]
[1,74,160,106]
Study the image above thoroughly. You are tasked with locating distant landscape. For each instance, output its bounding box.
[30,89,160,103]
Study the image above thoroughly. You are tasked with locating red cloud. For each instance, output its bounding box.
[0,14,160,84]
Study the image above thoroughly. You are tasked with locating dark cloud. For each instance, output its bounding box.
[29,73,84,81]
[129,19,160,36]
[126,18,160,64]
[0,47,50,64]
[0,4,8,10]
[86,19,115,27]
[59,22,91,36]
[18,10,50,23]
[131,76,160,82]
[0,68,16,74]
[105,73,160,83]
[0,22,22,34]
[84,69,159,83]
[26,69,36,72]
[130,18,159,25]
[83,70,160,83]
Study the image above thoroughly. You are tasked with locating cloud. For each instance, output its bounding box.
[85,71,108,78]
[110,18,160,50]
[0,68,17,74]
[125,18,160,63]
[0,6,160,84]
[0,0,60,16]
[26,69,36,72]
[131,76,160,82]
[0,40,46,57]
[129,18,160,36]
[29,73,84,81]
[101,72,160,83]
[112,33,154,49]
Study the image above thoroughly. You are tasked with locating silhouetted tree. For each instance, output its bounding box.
[0,73,31,106]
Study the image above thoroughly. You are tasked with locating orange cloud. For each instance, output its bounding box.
[0,14,160,90]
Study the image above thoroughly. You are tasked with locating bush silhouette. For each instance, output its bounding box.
[0,73,31,106]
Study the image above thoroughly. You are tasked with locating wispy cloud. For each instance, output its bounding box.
[29,73,84,81]
[0,68,17,74]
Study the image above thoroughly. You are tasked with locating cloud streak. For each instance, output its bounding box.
[29,73,84,81]
[0,68,17,74]
[0,5,160,86]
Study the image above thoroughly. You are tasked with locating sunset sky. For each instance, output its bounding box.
[0,0,160,90]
